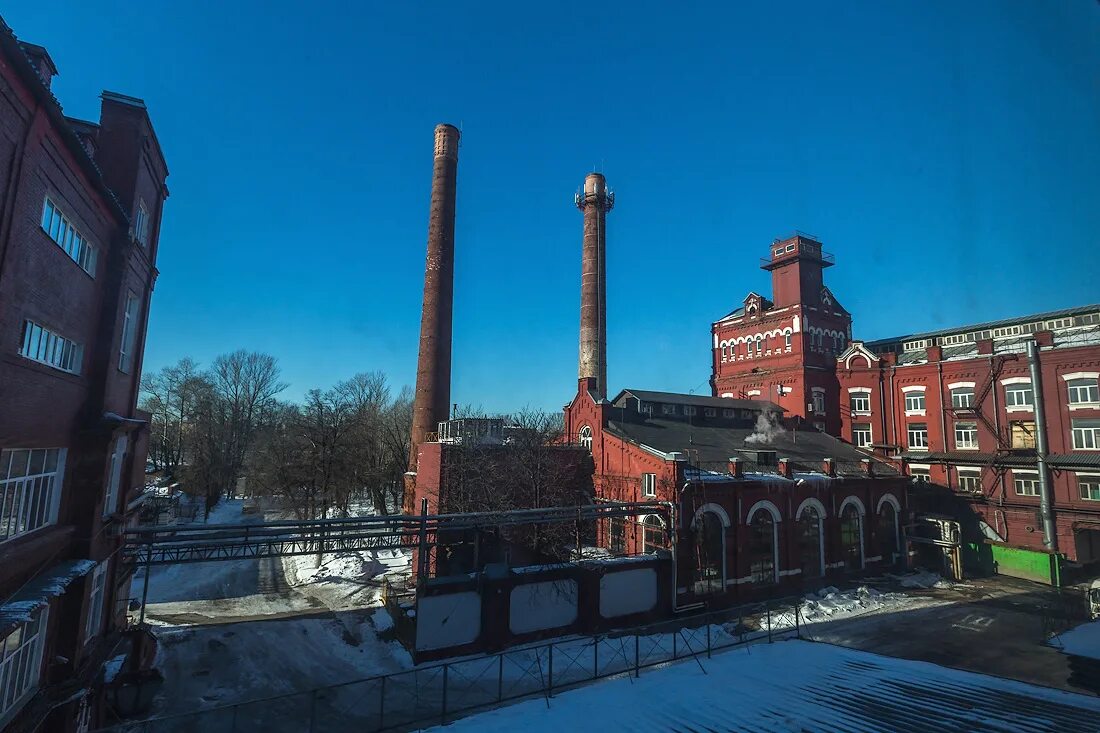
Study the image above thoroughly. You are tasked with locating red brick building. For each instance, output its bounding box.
[711,233,851,435]
[0,18,168,732]
[563,379,910,605]
[836,306,1100,566]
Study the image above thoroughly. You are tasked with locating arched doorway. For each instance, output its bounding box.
[578,426,593,449]
[796,501,825,579]
[692,509,726,594]
[839,499,864,572]
[642,514,666,554]
[877,495,901,567]
[747,504,779,585]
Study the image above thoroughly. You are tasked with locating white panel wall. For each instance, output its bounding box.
[509,580,578,634]
[415,591,482,651]
[599,568,658,618]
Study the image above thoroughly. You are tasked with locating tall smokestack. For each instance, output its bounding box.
[576,172,614,399]
[408,124,460,487]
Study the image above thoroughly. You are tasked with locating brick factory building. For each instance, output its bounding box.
[0,17,168,732]
[836,305,1100,571]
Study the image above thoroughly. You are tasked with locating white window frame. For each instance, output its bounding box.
[957,469,982,494]
[84,561,107,643]
[661,404,677,416]
[1065,374,1100,409]
[1002,378,1034,412]
[849,390,871,415]
[118,292,140,374]
[1,448,66,543]
[1013,471,1039,497]
[722,408,735,418]
[103,435,128,517]
[642,473,657,498]
[1072,419,1100,451]
[954,422,979,450]
[950,386,975,409]
[0,606,49,724]
[907,423,928,451]
[683,406,697,417]
[134,199,149,245]
[578,426,593,449]
[40,196,97,276]
[851,423,872,449]
[1078,474,1100,502]
[703,407,717,418]
[902,386,927,417]
[19,320,83,375]
[811,388,826,416]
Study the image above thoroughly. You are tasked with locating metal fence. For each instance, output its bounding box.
[96,596,804,733]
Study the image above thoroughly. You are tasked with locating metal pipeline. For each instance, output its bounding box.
[1026,339,1057,550]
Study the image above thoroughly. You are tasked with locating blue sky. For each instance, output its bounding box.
[8,2,1099,412]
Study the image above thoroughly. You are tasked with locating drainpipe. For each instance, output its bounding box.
[1026,340,1057,550]
[937,361,947,482]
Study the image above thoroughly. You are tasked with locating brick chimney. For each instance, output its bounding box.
[860,458,875,477]
[926,345,942,362]
[728,457,744,479]
[1034,330,1054,347]
[408,124,460,486]
[18,42,57,91]
[977,338,994,355]
[822,458,836,477]
[778,458,793,479]
[577,173,613,400]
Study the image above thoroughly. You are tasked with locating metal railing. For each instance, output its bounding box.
[94,596,803,733]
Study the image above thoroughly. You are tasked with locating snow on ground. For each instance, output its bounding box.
[282,548,411,611]
[150,609,412,715]
[760,582,945,631]
[427,639,1100,732]
[1054,620,1100,660]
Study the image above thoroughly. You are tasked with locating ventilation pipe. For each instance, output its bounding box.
[1026,339,1057,550]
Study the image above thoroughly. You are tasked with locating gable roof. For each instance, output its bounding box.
[716,296,774,323]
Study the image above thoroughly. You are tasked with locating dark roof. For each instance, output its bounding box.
[614,389,781,412]
[715,296,775,323]
[606,416,897,476]
[866,303,1100,348]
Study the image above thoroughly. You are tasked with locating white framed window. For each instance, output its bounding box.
[84,561,107,643]
[642,514,665,553]
[755,337,762,354]
[119,292,140,374]
[1004,382,1033,411]
[103,435,128,517]
[0,606,48,723]
[703,407,716,418]
[907,423,928,451]
[904,390,926,414]
[852,423,872,448]
[957,470,982,493]
[951,387,975,408]
[639,402,653,416]
[1067,378,1100,406]
[1,448,65,543]
[910,467,930,483]
[954,422,978,450]
[578,426,592,450]
[134,200,149,245]
[40,197,97,276]
[19,321,82,374]
[642,473,656,498]
[1072,419,1100,450]
[849,392,871,414]
[1014,473,1039,496]
[811,389,825,415]
[683,406,697,417]
[784,332,791,348]
[1079,476,1100,501]
[661,404,677,416]
[722,408,735,418]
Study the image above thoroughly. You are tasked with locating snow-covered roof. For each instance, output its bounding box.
[1,559,96,632]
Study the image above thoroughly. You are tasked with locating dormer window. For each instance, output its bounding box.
[134,200,149,246]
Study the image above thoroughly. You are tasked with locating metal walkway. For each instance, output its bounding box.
[122,501,669,565]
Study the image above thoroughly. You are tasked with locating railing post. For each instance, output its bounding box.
[766,600,773,643]
[593,637,599,678]
[672,629,678,659]
[634,634,640,677]
[707,621,712,658]
[548,644,554,697]
[795,597,801,638]
[441,663,449,725]
[379,675,386,729]
[498,654,504,702]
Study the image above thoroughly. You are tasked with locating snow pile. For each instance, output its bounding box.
[282,548,411,611]
[753,584,933,632]
[897,570,953,590]
[1054,620,1100,660]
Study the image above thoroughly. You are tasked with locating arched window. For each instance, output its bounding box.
[755,337,763,353]
[797,505,824,579]
[609,517,626,554]
[785,332,792,348]
[642,514,665,554]
[878,502,900,564]
[578,426,593,450]
[748,509,777,584]
[840,504,864,572]
[693,511,724,594]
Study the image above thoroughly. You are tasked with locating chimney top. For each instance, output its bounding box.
[433,123,460,160]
